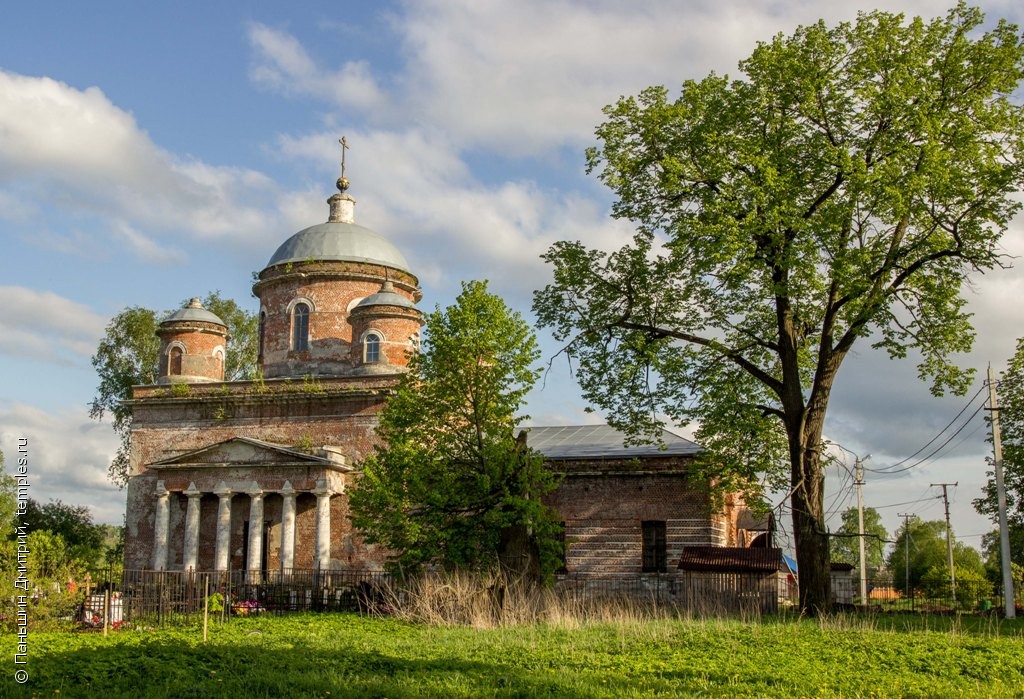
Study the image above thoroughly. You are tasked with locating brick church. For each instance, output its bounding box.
[122,166,762,578]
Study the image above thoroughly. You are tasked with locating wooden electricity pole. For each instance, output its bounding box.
[987,364,1016,618]
[898,512,914,611]
[931,482,958,602]
[855,457,868,608]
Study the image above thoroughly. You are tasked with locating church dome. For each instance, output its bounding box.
[354,281,416,310]
[163,298,226,327]
[266,221,410,272]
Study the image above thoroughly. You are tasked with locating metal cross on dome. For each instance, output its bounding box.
[336,136,351,192]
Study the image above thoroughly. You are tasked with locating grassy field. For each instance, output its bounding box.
[3,613,1023,698]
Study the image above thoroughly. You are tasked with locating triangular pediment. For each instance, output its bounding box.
[150,437,349,470]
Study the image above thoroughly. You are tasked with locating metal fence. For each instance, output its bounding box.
[78,568,395,628]
[826,572,1017,613]
[554,572,779,615]
[76,568,1019,629]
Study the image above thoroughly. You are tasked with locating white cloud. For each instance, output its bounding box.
[112,223,187,266]
[392,0,992,154]
[248,23,388,113]
[251,1,1022,158]
[274,128,635,299]
[0,70,290,259]
[0,286,107,363]
[0,403,124,524]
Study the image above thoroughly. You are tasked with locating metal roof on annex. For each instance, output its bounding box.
[677,546,783,573]
[521,424,701,460]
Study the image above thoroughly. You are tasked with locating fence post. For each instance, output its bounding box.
[203,576,209,643]
[103,590,109,638]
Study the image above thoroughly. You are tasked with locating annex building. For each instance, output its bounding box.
[122,169,765,580]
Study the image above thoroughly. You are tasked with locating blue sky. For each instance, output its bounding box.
[2,1,1023,556]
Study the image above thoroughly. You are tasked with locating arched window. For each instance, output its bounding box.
[364,333,381,364]
[258,311,266,362]
[213,346,225,375]
[292,303,309,351]
[169,346,183,375]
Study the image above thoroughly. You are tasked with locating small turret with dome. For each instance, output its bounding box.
[157,298,228,384]
[349,279,423,374]
[252,139,422,378]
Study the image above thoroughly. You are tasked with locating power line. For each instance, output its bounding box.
[866,395,988,475]
[873,495,943,510]
[863,384,987,474]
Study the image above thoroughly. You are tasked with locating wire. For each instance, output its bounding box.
[863,384,987,474]
[866,395,988,475]
[825,464,856,521]
[873,495,942,510]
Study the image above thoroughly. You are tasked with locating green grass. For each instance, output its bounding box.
[3,613,1024,698]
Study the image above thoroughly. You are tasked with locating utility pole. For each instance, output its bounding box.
[856,457,868,608]
[931,482,958,602]
[987,364,1016,618]
[899,513,914,611]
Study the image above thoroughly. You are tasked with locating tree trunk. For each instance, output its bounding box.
[788,412,831,614]
[498,523,541,583]
[791,462,830,614]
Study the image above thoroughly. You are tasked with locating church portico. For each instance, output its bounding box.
[144,475,341,574]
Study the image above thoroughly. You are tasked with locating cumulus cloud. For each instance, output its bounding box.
[248,22,388,113]
[377,0,992,153]
[112,223,187,266]
[0,71,288,259]
[0,403,124,524]
[275,128,635,300]
[0,286,107,363]
[251,1,1022,158]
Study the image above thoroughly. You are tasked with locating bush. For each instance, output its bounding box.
[921,565,993,606]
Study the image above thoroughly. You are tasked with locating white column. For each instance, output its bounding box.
[247,483,264,580]
[214,482,232,572]
[314,479,333,571]
[280,481,296,573]
[151,481,170,570]
[183,483,202,571]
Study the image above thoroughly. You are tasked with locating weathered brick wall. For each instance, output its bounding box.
[544,464,730,577]
[124,377,396,571]
[254,261,420,378]
[348,307,422,369]
[157,322,227,383]
[124,474,158,569]
[125,379,747,576]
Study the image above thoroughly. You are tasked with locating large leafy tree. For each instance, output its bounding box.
[830,507,888,571]
[533,5,1024,612]
[349,280,561,580]
[90,291,257,486]
[19,499,104,552]
[886,517,984,595]
[981,527,1024,587]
